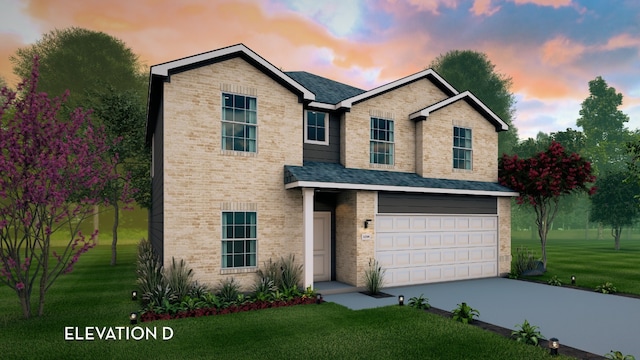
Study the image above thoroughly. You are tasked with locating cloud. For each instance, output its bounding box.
[541,36,587,66]
[0,34,23,86]
[510,0,573,8]
[470,0,501,16]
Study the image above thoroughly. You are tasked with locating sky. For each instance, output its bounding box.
[0,0,639,140]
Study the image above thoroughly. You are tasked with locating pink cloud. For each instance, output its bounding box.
[540,36,587,66]
[470,0,501,16]
[510,0,573,8]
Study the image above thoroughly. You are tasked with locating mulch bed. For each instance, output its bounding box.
[425,307,606,359]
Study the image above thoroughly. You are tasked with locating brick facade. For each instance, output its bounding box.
[162,57,304,290]
[152,45,514,291]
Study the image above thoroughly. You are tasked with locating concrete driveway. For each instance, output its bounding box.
[322,277,639,357]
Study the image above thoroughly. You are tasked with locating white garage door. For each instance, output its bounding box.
[376,215,498,286]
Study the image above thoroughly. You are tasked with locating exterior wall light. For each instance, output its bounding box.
[130,312,138,325]
[398,295,404,306]
[549,337,559,356]
[364,219,372,229]
[131,290,138,301]
[571,276,576,285]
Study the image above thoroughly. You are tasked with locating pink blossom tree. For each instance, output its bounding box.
[0,57,128,318]
[499,141,596,269]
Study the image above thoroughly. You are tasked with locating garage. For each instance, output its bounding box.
[375,193,499,286]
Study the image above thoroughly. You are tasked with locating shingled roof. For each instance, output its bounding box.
[284,161,517,196]
[285,71,366,104]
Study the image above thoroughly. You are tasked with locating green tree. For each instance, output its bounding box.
[576,76,630,175]
[10,27,149,265]
[11,27,146,114]
[430,50,518,155]
[589,171,640,250]
[90,87,150,265]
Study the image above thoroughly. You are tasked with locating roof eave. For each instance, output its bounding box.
[285,180,519,197]
[149,43,315,101]
[338,69,459,109]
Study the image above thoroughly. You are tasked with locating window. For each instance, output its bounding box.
[221,93,257,152]
[370,117,394,165]
[305,110,328,145]
[453,126,472,170]
[222,211,257,268]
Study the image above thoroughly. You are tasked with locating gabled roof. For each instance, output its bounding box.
[285,71,365,105]
[284,162,518,197]
[337,69,458,108]
[409,91,509,132]
[150,44,315,101]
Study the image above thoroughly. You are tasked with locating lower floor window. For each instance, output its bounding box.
[222,211,257,268]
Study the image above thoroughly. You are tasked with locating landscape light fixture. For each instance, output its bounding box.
[130,312,138,325]
[364,219,372,229]
[398,295,404,306]
[131,290,138,301]
[316,293,323,304]
[571,276,576,285]
[548,337,559,356]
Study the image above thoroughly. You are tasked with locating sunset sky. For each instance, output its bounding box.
[1,0,639,140]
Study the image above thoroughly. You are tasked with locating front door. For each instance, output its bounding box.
[313,212,331,282]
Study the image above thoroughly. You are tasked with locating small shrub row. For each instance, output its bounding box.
[141,295,317,322]
[136,241,317,322]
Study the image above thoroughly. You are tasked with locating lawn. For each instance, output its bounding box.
[512,228,640,295]
[0,243,564,359]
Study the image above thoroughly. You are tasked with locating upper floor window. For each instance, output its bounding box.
[305,111,328,145]
[370,117,394,165]
[222,93,257,152]
[222,211,257,268]
[453,126,472,170]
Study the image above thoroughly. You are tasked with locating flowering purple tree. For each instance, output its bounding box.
[0,58,127,318]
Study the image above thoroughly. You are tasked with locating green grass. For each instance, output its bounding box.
[512,229,640,295]
[0,244,565,359]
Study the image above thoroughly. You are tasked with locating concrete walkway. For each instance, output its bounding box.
[322,278,639,357]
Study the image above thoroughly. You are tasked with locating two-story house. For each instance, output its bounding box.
[145,44,517,291]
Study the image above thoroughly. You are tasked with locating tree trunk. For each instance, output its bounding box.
[111,202,119,266]
[19,289,31,319]
[37,237,50,317]
[93,205,99,245]
[613,227,621,250]
[597,223,603,240]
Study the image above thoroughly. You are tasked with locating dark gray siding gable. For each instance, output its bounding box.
[378,192,497,215]
[303,112,340,163]
[149,99,164,264]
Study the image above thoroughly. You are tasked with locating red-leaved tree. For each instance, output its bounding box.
[499,141,596,269]
[0,57,129,318]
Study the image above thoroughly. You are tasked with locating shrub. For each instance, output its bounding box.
[252,278,277,302]
[279,254,303,291]
[511,319,543,346]
[452,302,480,324]
[364,258,386,294]
[136,239,167,306]
[512,246,538,276]
[547,275,562,286]
[165,257,194,302]
[257,258,280,287]
[408,294,431,310]
[605,350,636,360]
[216,278,241,305]
[595,282,618,294]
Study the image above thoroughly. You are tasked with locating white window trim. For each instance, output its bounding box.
[221,210,258,269]
[221,92,259,154]
[370,117,395,166]
[304,110,329,145]
[453,126,473,170]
